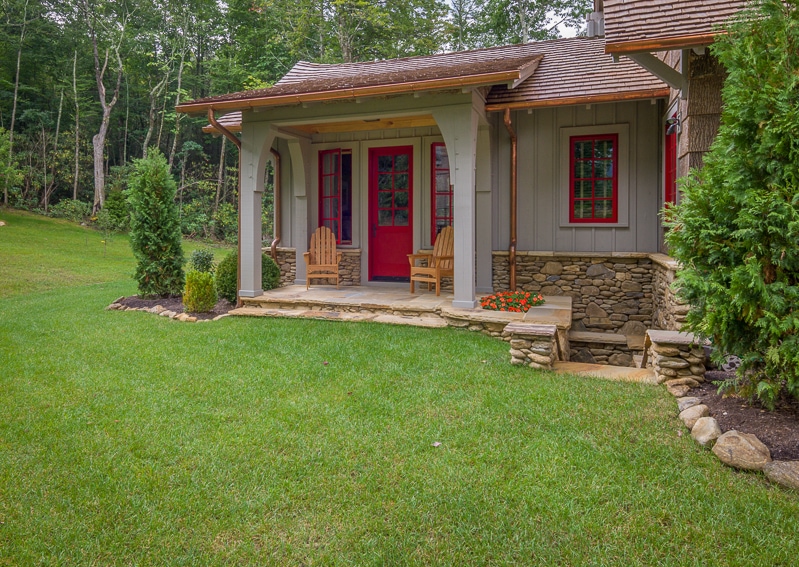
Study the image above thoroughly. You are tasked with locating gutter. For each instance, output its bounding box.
[503,108,518,291]
[177,64,542,115]
[605,33,721,55]
[485,88,669,112]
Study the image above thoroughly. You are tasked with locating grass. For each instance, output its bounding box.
[0,209,229,299]
[1,211,798,565]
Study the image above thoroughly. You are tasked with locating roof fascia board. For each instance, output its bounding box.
[604,32,720,55]
[626,52,684,91]
[177,67,534,115]
[484,88,669,112]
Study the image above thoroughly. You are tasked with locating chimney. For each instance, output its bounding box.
[586,0,605,38]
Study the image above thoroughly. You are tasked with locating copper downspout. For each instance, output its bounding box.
[503,108,518,291]
[208,108,243,306]
[269,149,281,261]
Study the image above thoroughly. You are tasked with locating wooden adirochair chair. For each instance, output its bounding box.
[407,226,454,296]
[303,226,343,289]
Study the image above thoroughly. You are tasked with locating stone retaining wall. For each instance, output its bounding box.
[569,341,635,367]
[493,252,655,334]
[651,254,689,331]
[269,248,362,287]
[646,330,706,387]
[506,323,558,370]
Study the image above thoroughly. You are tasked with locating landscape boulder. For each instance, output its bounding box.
[712,430,772,471]
[763,461,799,491]
[691,417,722,447]
[679,404,709,429]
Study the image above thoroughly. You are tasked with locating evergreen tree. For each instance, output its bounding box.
[666,0,799,406]
[127,149,185,297]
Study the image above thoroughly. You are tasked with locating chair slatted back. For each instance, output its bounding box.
[309,226,338,265]
[432,226,454,269]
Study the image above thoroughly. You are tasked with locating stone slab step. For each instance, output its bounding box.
[553,361,658,384]
[229,307,447,328]
[569,330,647,350]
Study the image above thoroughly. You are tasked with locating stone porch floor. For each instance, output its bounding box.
[231,285,572,329]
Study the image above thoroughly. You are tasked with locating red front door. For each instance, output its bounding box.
[369,146,413,281]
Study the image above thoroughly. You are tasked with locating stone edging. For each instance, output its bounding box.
[105,297,230,323]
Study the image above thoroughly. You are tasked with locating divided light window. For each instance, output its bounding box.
[319,149,352,244]
[431,142,452,241]
[569,134,618,223]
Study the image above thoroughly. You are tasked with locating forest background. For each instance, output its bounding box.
[0,0,589,243]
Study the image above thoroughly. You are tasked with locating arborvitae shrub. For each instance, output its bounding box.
[126,149,185,298]
[215,251,282,303]
[666,0,799,407]
[98,189,130,232]
[183,270,217,313]
[189,248,215,273]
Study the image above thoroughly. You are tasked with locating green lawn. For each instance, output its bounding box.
[1,210,797,565]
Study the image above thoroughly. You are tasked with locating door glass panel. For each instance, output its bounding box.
[378,209,393,226]
[435,146,449,169]
[394,209,409,226]
[378,191,393,208]
[378,155,393,172]
[436,172,450,192]
[395,174,409,190]
[323,153,333,175]
[394,191,408,208]
[436,195,450,215]
[574,161,592,179]
[394,153,409,172]
[378,174,392,190]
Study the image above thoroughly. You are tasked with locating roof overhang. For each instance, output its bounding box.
[605,32,722,55]
[485,88,669,112]
[180,57,542,116]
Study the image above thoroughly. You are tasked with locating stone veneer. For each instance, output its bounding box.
[493,251,655,333]
[506,323,559,370]
[646,330,706,386]
[269,247,362,287]
[650,254,689,331]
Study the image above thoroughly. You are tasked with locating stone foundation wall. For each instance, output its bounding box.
[270,248,362,286]
[651,254,689,331]
[493,252,654,334]
[569,341,635,367]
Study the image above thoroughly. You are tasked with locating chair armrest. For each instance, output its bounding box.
[303,251,311,265]
[408,253,433,266]
[336,252,343,263]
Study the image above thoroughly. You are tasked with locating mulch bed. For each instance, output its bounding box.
[117,295,235,321]
[694,371,799,460]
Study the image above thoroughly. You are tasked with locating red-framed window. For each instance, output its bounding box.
[569,134,618,223]
[318,148,352,243]
[664,113,678,208]
[431,142,452,241]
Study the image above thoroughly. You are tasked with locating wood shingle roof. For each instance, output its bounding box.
[604,0,746,54]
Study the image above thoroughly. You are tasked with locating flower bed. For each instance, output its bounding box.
[480,290,544,313]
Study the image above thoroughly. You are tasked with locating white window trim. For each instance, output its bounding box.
[559,123,629,228]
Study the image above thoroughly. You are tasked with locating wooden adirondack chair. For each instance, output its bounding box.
[304,226,343,289]
[408,226,454,295]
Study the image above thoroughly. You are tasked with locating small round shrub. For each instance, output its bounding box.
[183,270,217,313]
[215,251,282,303]
[49,199,91,223]
[189,248,215,273]
[97,189,130,232]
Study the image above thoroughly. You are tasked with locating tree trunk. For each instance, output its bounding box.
[4,0,29,206]
[167,52,186,169]
[72,49,80,200]
[142,74,168,159]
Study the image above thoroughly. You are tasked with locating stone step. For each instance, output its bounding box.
[569,330,646,350]
[229,306,447,328]
[553,361,657,384]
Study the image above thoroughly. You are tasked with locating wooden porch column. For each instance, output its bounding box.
[287,138,312,286]
[433,97,481,309]
[239,122,277,297]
